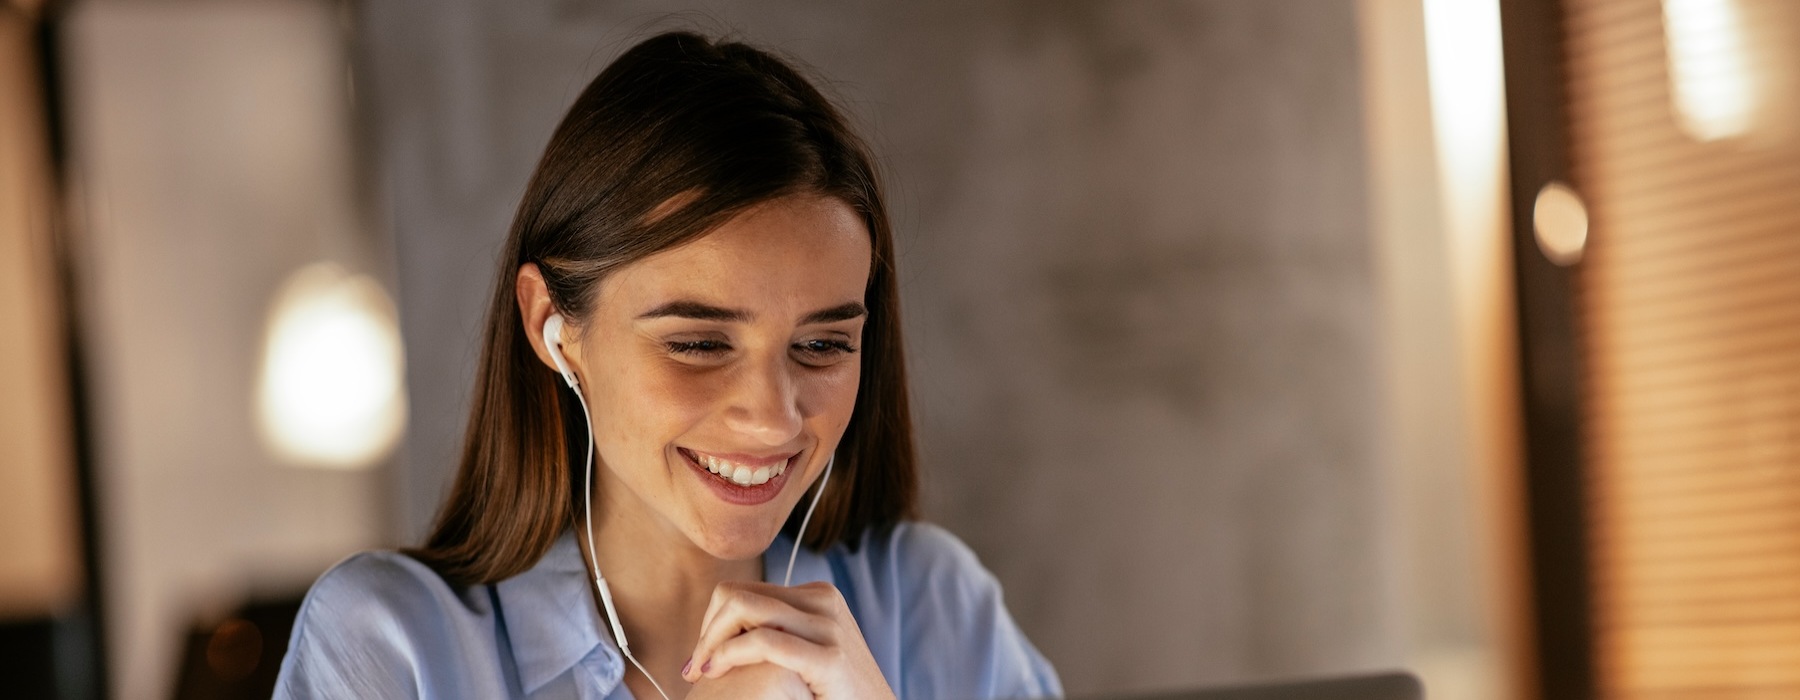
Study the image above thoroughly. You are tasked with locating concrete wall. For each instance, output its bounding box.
[361,1,1403,694]
[61,4,391,696]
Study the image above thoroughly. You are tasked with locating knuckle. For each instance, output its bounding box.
[797,581,844,608]
[817,585,850,614]
[723,588,761,609]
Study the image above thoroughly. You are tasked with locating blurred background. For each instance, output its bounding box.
[1,0,1796,698]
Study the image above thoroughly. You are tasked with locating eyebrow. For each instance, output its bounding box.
[636,300,749,323]
[799,301,868,325]
[636,300,867,325]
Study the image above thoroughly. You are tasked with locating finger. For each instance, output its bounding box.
[694,580,751,643]
[698,580,834,637]
[695,581,841,649]
[756,581,861,639]
[700,627,828,682]
[686,589,831,682]
[778,581,845,617]
[790,581,859,633]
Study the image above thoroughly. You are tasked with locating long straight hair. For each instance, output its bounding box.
[407,31,918,586]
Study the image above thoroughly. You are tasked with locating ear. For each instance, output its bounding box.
[516,263,583,379]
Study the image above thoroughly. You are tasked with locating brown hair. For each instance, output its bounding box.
[406,31,918,586]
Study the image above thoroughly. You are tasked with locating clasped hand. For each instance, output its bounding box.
[679,580,895,700]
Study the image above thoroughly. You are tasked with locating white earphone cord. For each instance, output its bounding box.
[574,384,831,698]
[575,390,672,700]
[785,455,831,586]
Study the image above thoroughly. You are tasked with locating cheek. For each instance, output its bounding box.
[590,359,713,455]
[800,363,862,425]
[608,363,712,433]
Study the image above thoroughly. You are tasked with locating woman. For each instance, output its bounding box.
[275,31,1061,700]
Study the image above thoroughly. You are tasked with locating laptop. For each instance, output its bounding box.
[1060,670,1423,700]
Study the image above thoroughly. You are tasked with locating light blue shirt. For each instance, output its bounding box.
[275,522,1062,699]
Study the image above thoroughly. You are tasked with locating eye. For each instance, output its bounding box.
[794,338,857,363]
[666,339,731,356]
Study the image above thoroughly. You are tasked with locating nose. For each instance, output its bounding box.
[722,354,803,446]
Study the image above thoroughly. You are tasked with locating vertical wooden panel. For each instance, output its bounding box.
[0,8,83,620]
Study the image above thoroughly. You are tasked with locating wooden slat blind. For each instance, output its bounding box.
[1561,0,1800,696]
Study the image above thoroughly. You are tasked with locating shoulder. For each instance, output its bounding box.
[857,521,999,596]
[275,550,491,698]
[834,522,1064,699]
[294,550,488,637]
[851,521,1015,632]
[305,549,459,604]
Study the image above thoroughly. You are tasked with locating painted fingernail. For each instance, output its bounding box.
[701,660,712,674]
[681,658,692,676]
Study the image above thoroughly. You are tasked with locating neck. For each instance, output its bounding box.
[584,479,762,691]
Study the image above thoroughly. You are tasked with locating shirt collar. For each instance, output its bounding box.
[494,531,622,695]
[494,530,837,696]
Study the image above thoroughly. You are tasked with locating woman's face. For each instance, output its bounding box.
[566,194,871,562]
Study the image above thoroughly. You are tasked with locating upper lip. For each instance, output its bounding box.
[680,447,801,468]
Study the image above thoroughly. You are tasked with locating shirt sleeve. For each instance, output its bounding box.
[886,523,1064,700]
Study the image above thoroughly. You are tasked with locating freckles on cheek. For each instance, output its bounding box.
[590,371,665,452]
[595,377,691,478]
[633,365,719,428]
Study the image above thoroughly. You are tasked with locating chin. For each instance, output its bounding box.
[686,511,788,562]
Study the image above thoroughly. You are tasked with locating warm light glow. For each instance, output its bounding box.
[1532,182,1589,266]
[256,262,406,469]
[1424,0,1508,238]
[1663,0,1758,141]
[1411,3,1523,699]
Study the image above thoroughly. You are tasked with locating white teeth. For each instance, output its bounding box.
[691,451,792,486]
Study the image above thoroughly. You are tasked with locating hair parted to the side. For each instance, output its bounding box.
[405,31,919,587]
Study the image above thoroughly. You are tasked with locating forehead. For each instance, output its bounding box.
[600,195,873,315]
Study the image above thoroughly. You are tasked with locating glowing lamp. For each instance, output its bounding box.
[256,262,406,469]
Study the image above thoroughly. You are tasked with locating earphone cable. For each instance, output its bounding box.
[577,388,673,700]
[784,454,831,586]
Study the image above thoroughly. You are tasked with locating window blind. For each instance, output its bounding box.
[1561,0,1800,696]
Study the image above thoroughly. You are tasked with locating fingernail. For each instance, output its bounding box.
[701,660,712,674]
[681,658,692,676]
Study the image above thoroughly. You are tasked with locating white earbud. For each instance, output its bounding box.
[542,314,579,389]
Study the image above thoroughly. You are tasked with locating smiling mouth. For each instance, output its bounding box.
[678,448,792,487]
